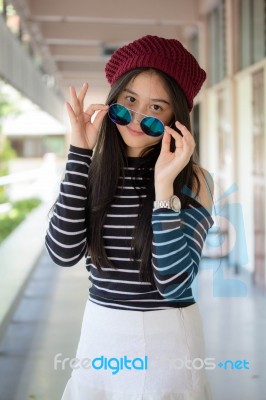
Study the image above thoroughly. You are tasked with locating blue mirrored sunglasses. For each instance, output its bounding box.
[108,103,165,137]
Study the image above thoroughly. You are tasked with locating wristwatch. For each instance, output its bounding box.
[153,195,181,212]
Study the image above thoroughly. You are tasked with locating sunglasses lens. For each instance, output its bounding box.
[108,104,164,136]
[108,104,131,126]
[141,117,164,136]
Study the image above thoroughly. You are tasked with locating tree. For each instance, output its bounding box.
[0,82,20,202]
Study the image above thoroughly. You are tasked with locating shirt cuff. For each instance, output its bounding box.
[69,144,93,156]
[152,208,181,215]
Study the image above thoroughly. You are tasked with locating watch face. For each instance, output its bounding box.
[172,196,181,211]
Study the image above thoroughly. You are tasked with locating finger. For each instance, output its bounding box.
[85,104,109,113]
[160,128,171,153]
[175,121,192,139]
[92,109,109,130]
[165,126,183,148]
[78,82,89,106]
[69,86,83,118]
[175,120,187,131]
[175,121,196,147]
[65,102,82,133]
[84,104,109,119]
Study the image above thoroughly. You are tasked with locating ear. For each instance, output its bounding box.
[192,166,214,216]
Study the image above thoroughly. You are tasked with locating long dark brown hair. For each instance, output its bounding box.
[84,67,214,285]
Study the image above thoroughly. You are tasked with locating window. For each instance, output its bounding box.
[240,0,266,69]
[207,0,226,85]
[188,31,200,62]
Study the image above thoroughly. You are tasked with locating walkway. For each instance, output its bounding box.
[0,251,265,400]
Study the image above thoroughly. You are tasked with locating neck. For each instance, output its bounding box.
[126,148,142,157]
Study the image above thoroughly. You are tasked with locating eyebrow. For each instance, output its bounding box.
[123,88,171,105]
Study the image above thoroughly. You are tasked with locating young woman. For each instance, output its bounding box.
[45,35,215,399]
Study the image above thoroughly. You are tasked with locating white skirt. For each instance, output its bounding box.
[61,300,212,400]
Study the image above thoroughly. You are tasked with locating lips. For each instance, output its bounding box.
[126,126,144,136]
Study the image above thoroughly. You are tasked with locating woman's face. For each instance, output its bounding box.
[115,71,174,157]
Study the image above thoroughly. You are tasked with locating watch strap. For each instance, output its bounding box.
[153,195,181,212]
[153,198,171,209]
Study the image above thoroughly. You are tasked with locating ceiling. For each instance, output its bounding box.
[11,0,218,103]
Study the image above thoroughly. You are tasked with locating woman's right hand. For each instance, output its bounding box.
[66,82,109,150]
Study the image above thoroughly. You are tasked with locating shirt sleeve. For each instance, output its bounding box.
[45,144,93,267]
[151,201,214,299]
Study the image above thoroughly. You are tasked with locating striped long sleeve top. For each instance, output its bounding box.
[45,144,214,311]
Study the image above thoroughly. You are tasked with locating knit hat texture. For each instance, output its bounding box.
[105,35,206,111]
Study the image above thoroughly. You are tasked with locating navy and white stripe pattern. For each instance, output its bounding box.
[45,145,214,311]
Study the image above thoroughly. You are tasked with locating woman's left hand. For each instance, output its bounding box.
[154,121,196,184]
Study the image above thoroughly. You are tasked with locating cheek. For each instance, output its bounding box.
[117,125,163,144]
[149,135,163,146]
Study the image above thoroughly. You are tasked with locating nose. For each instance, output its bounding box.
[130,110,141,124]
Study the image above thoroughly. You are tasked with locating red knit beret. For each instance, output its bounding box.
[105,35,206,111]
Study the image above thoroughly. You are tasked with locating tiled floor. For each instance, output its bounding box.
[0,251,265,400]
[0,248,88,400]
[197,259,266,400]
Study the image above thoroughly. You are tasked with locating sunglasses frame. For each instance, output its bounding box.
[108,103,166,137]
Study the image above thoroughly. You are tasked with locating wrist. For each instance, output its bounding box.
[153,194,181,213]
[155,183,174,201]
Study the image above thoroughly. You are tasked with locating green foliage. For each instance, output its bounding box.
[0,137,18,203]
[0,197,42,243]
[0,82,21,151]
[0,90,21,121]
[0,83,20,202]
[0,192,9,204]
[12,198,41,213]
[0,136,17,163]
